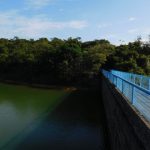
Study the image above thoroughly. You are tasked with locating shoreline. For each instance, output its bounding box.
[0,79,77,91]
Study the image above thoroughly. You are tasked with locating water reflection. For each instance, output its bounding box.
[0,83,66,150]
[0,84,107,150]
[15,89,106,150]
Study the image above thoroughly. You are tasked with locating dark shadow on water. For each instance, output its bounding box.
[16,87,109,150]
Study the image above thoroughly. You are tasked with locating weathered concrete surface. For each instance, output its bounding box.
[101,75,150,150]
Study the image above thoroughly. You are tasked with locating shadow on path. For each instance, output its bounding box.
[16,87,108,150]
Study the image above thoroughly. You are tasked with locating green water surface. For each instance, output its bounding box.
[0,83,67,150]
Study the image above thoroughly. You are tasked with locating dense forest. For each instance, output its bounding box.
[104,37,150,75]
[0,37,149,85]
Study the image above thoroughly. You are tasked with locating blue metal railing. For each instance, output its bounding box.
[102,69,150,122]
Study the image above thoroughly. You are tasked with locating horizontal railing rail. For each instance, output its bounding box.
[111,70,150,90]
[102,69,150,123]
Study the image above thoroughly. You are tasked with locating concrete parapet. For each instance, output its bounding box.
[101,75,150,150]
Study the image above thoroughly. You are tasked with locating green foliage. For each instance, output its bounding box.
[0,36,149,85]
[104,39,150,75]
[0,37,114,85]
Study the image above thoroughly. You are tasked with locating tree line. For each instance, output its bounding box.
[104,37,150,75]
[0,37,149,85]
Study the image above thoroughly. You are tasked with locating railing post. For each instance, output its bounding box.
[122,79,124,93]
[113,75,114,84]
[140,76,142,87]
[149,79,150,90]
[116,77,117,86]
[131,86,134,104]
[133,75,136,84]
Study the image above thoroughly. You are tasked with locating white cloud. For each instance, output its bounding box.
[68,21,88,29]
[98,23,112,29]
[129,17,136,21]
[25,0,53,9]
[128,27,150,35]
[142,28,150,34]
[0,11,88,38]
[128,28,139,34]
[102,34,118,39]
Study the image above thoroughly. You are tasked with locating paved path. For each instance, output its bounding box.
[15,88,108,150]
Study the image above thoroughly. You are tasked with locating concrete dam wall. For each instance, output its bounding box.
[101,75,150,150]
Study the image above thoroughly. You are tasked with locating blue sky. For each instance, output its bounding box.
[0,0,150,45]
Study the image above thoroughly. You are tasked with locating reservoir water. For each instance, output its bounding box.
[0,83,107,150]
